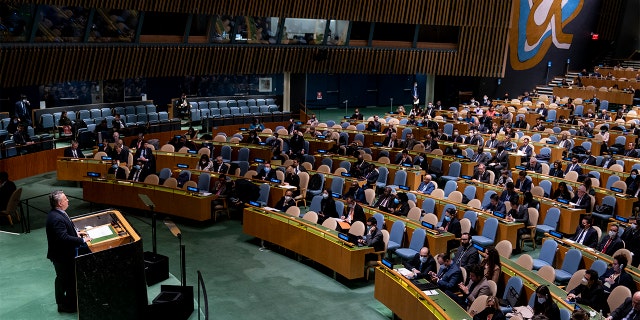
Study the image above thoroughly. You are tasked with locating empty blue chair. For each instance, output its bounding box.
[135,105,146,114]
[40,114,55,131]
[615,135,626,146]
[235,148,250,163]
[158,112,169,121]
[600,100,609,110]
[331,177,344,196]
[606,175,620,190]
[396,229,426,260]
[463,185,476,202]
[256,183,270,206]
[146,105,156,113]
[90,109,102,119]
[190,109,201,123]
[539,180,552,197]
[444,123,454,135]
[197,173,210,192]
[472,218,498,246]
[463,211,478,229]
[588,171,600,180]
[309,195,323,213]
[441,162,462,182]
[560,309,570,320]
[387,220,406,254]
[339,161,351,172]
[547,109,556,122]
[574,105,583,116]
[334,201,344,217]
[376,167,389,189]
[443,180,457,197]
[389,170,407,190]
[341,122,349,129]
[303,155,315,166]
[591,260,608,277]
[532,239,557,270]
[237,161,249,176]
[4,141,17,157]
[355,123,366,131]
[555,249,582,283]
[536,207,560,237]
[354,133,365,144]
[339,132,349,145]
[221,145,232,163]
[321,157,333,168]
[422,198,436,214]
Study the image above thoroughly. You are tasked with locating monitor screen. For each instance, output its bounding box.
[255,158,265,163]
[259,142,267,146]
[101,156,112,161]
[332,193,342,199]
[402,163,412,167]
[187,150,197,154]
[557,198,569,204]
[373,142,383,147]
[248,201,261,207]
[240,128,247,131]
[615,216,629,223]
[461,175,472,180]
[371,129,379,132]
[473,243,485,252]
[338,233,349,242]
[269,178,281,184]
[381,258,393,269]
[456,155,465,159]
[295,121,303,125]
[87,172,100,177]
[318,149,327,154]
[316,135,326,139]
[515,165,526,170]
[549,230,563,239]
[341,172,352,177]
[398,185,410,191]
[186,186,199,192]
[611,187,623,192]
[421,221,434,229]
[493,212,506,219]
[174,135,182,139]
[177,163,188,168]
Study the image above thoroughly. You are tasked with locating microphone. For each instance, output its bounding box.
[343,100,348,103]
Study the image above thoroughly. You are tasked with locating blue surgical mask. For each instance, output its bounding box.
[444,216,451,222]
[419,256,428,263]
[394,198,400,204]
[134,165,141,170]
[264,167,270,172]
[112,164,118,169]
[537,297,546,304]
[632,174,637,179]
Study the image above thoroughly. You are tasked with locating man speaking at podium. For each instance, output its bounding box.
[46,190,90,313]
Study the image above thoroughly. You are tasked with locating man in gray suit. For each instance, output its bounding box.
[456,264,492,308]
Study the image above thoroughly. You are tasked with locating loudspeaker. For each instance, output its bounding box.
[144,251,169,286]
[147,285,194,319]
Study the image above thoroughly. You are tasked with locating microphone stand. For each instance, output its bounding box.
[139,194,157,254]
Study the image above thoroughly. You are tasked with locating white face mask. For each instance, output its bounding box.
[419,256,428,263]
[581,277,588,285]
[285,196,291,201]
[609,231,617,238]
[322,193,329,199]
[631,223,637,230]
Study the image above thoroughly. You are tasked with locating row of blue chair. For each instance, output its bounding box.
[188,98,275,110]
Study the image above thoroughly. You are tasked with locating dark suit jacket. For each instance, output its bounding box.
[597,235,624,256]
[549,168,564,178]
[275,197,296,212]
[364,169,379,186]
[0,180,17,211]
[489,151,509,168]
[63,147,85,158]
[515,178,532,192]
[571,194,592,213]
[484,201,506,214]
[564,163,583,175]
[436,263,463,291]
[319,198,338,220]
[569,283,606,312]
[212,162,229,174]
[622,227,640,265]
[364,227,384,252]
[405,253,436,279]
[374,194,395,212]
[108,166,127,180]
[602,158,616,169]
[472,170,491,184]
[382,137,401,148]
[581,155,597,165]
[518,145,533,157]
[255,168,276,181]
[499,190,518,203]
[134,147,156,173]
[454,244,479,268]
[46,209,85,263]
[599,269,636,294]
[524,162,542,173]
[442,218,462,238]
[624,149,639,158]
[572,226,599,248]
[128,167,147,182]
[609,297,640,320]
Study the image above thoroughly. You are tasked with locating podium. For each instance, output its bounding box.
[72,209,147,320]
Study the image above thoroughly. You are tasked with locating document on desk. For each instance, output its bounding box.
[396,268,414,278]
[422,290,438,296]
[86,224,115,239]
[280,185,297,189]
[262,207,278,211]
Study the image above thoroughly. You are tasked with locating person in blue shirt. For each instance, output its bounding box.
[417,174,436,195]
[483,193,506,214]
[429,252,462,293]
[249,117,265,131]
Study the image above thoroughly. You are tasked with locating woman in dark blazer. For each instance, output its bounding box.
[317,189,338,224]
